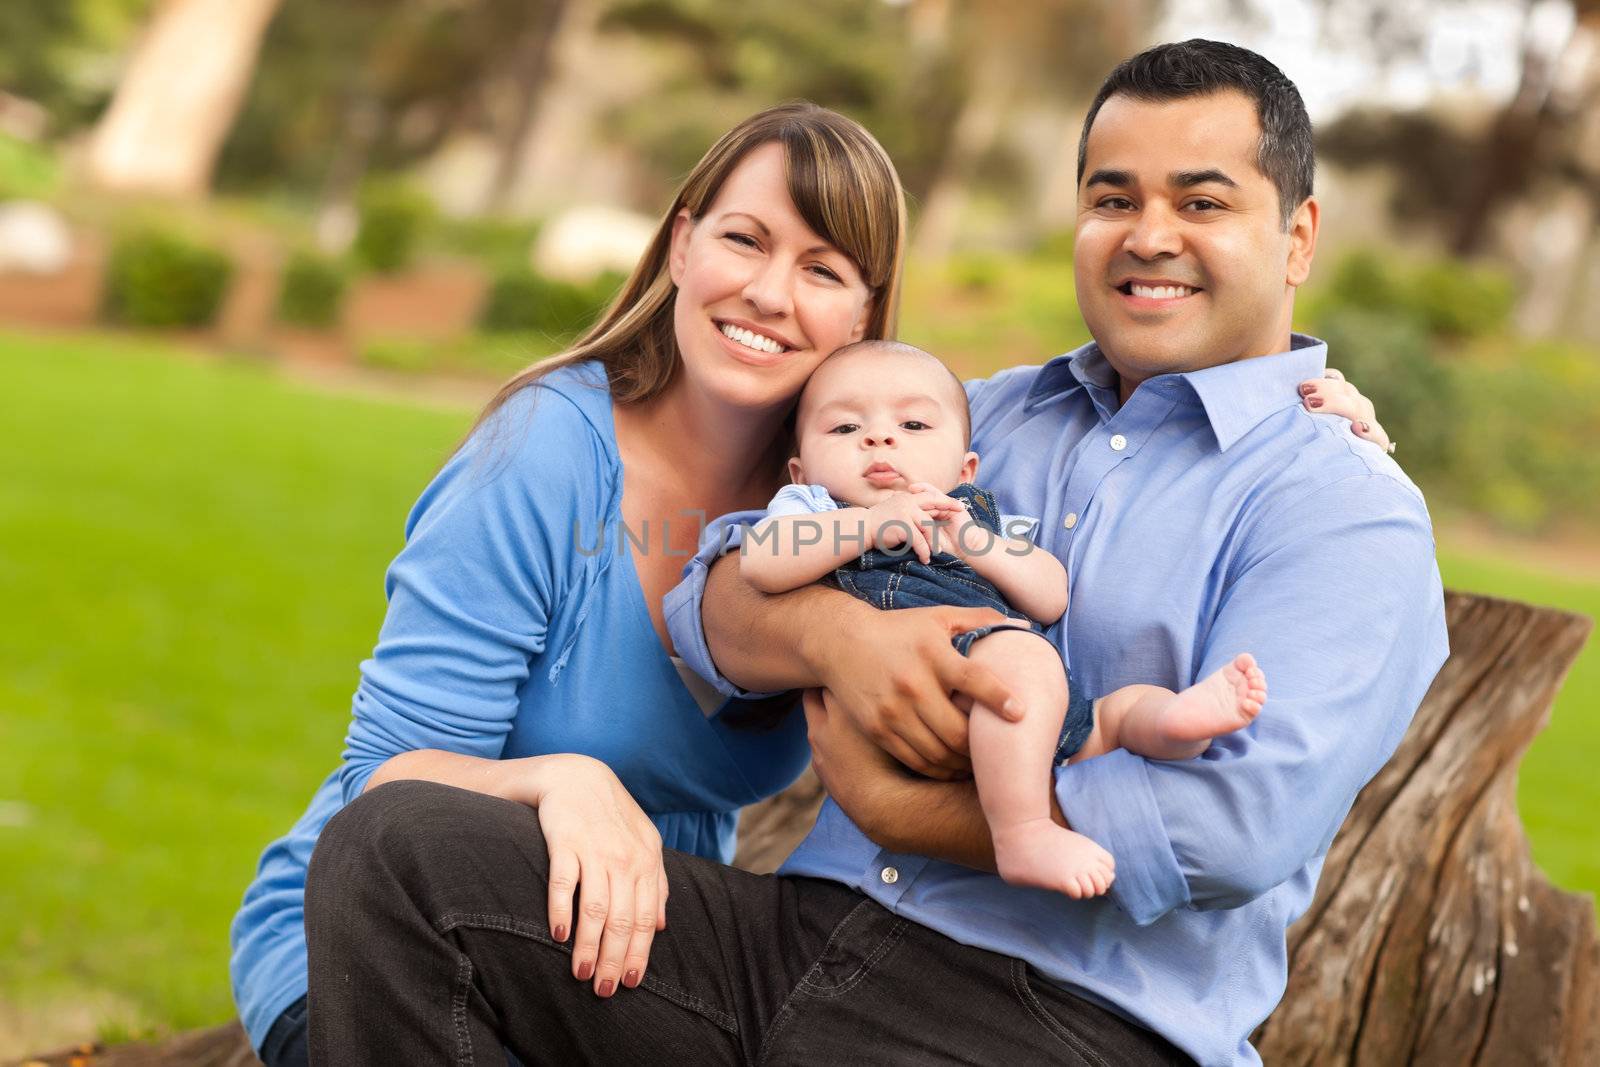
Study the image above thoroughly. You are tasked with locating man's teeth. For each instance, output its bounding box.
[720,323,785,354]
[1130,283,1197,300]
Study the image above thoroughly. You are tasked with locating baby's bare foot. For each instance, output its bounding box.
[992,820,1115,899]
[1159,653,1267,745]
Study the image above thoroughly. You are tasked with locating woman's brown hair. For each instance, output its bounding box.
[459,100,908,445]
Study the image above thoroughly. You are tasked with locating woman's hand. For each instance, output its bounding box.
[529,754,668,998]
[1298,368,1394,453]
[810,603,1021,779]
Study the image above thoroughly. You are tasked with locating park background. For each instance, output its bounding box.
[2,0,1598,1055]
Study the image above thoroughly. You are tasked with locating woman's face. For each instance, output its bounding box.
[668,141,876,417]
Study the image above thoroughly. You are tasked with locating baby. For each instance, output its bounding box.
[742,340,1268,898]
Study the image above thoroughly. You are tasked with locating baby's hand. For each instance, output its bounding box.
[868,486,963,563]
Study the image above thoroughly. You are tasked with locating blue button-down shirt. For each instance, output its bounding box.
[665,336,1448,1066]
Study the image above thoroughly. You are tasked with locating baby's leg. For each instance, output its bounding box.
[1092,653,1268,762]
[967,630,1114,898]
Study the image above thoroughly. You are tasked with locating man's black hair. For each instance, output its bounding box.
[1076,39,1314,228]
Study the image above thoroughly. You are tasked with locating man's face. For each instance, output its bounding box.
[1074,90,1318,396]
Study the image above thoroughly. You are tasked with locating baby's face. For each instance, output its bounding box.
[789,349,977,506]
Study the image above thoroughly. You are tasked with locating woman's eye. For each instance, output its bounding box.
[828,424,858,435]
[723,232,758,248]
[810,264,842,282]
[901,421,929,431]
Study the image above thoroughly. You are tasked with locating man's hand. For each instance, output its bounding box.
[803,687,915,842]
[811,603,1022,779]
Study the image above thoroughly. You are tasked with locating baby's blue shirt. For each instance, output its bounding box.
[228,360,810,1050]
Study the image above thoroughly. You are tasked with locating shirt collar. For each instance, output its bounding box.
[1023,334,1329,452]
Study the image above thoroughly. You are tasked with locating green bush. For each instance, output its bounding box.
[1452,341,1600,530]
[435,216,543,270]
[479,267,624,341]
[948,253,1004,294]
[354,183,434,274]
[1314,308,1454,478]
[1409,260,1514,339]
[1315,246,1515,341]
[0,132,59,199]
[102,230,233,328]
[276,250,347,328]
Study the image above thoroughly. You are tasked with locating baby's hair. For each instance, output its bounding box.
[812,339,972,445]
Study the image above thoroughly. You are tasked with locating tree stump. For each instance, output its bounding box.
[1253,592,1598,1066]
[9,591,1594,1066]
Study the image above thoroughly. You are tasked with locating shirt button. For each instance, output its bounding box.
[1110,434,1128,452]
[880,866,899,885]
[1063,512,1078,529]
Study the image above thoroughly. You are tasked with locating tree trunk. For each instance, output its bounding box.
[84,0,284,197]
[1254,591,1598,1065]
[480,0,570,216]
[912,40,1015,261]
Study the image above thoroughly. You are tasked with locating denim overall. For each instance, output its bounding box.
[827,483,1094,761]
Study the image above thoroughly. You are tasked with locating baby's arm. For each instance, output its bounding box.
[951,523,1068,624]
[742,487,966,594]
[740,508,875,593]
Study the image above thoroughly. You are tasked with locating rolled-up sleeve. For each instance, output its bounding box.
[663,508,779,699]
[338,388,606,802]
[1055,475,1450,925]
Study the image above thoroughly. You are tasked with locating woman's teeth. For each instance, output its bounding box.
[1129,283,1197,300]
[720,323,786,354]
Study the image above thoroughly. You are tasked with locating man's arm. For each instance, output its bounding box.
[824,476,1449,917]
[665,514,1020,778]
[1052,475,1449,925]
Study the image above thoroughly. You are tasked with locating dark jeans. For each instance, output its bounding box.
[261,994,526,1067]
[305,780,1193,1066]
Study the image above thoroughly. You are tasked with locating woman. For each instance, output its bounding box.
[232,101,1386,1065]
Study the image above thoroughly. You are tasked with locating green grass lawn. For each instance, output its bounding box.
[1,330,1596,1043]
[0,332,467,1038]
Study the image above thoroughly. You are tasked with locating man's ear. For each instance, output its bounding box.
[786,456,806,484]
[668,209,694,286]
[959,451,979,485]
[1286,196,1319,289]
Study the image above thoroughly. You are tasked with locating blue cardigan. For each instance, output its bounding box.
[228,360,810,1049]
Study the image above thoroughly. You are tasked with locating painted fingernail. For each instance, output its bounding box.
[1308,397,1323,408]
[599,978,615,997]
[1359,421,1371,433]
[1298,383,1315,395]
[577,959,594,981]
[625,969,640,987]
[552,924,567,943]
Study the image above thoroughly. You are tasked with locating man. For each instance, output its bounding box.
[672,39,1446,1064]
[309,40,1445,1066]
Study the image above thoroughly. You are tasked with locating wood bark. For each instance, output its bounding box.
[10,592,1594,1066]
[84,0,283,197]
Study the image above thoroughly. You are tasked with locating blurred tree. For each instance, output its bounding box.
[84,0,284,195]
[0,1,153,134]
[1314,0,1599,255]
[217,0,575,224]
[599,0,1155,253]
[910,0,1153,258]
[599,0,958,200]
